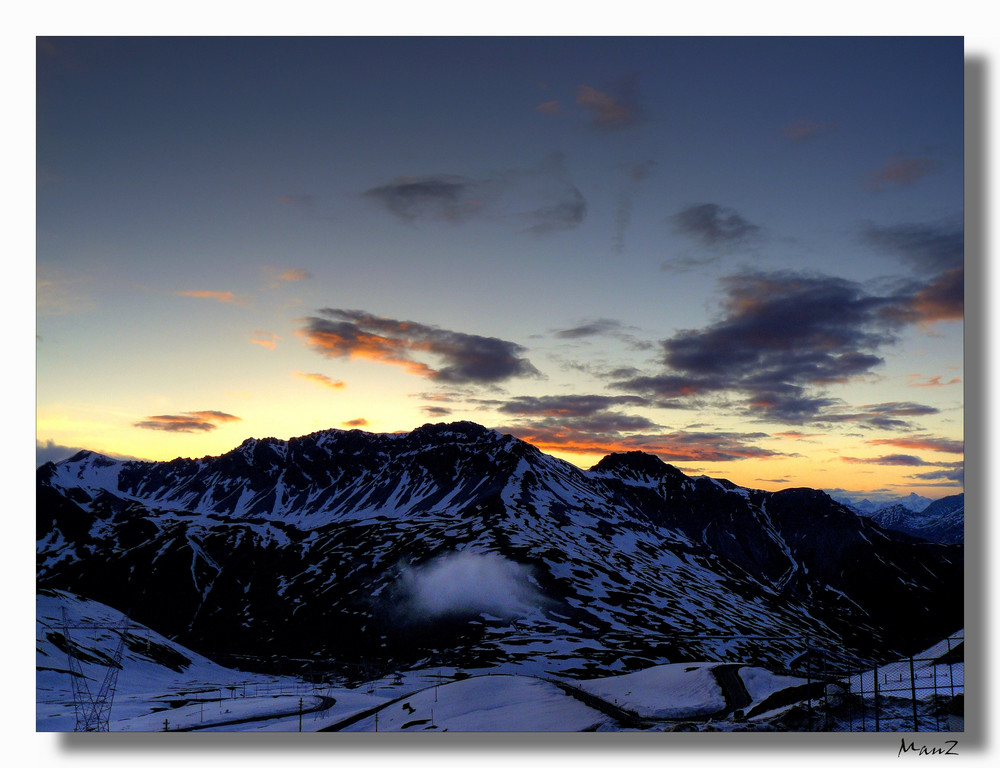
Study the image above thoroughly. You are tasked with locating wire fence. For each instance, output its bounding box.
[796,632,964,732]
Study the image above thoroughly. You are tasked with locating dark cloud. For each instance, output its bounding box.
[300,309,539,385]
[489,390,781,464]
[526,185,586,234]
[134,411,241,433]
[885,267,964,325]
[819,401,941,431]
[363,175,485,223]
[614,270,955,425]
[343,418,368,428]
[669,204,761,248]
[911,465,965,484]
[364,156,586,235]
[554,319,626,339]
[841,454,933,467]
[866,156,937,190]
[862,220,963,273]
[422,405,453,418]
[576,74,645,131]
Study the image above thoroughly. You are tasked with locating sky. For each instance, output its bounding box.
[36,36,965,499]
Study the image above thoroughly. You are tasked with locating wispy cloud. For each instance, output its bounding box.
[363,175,487,224]
[613,160,656,253]
[866,156,937,191]
[576,74,644,131]
[907,374,961,388]
[250,330,280,350]
[343,418,368,428]
[134,410,241,433]
[841,454,935,466]
[867,435,964,454]
[535,100,561,115]
[363,154,586,235]
[294,371,345,390]
[782,117,833,143]
[37,265,96,316]
[300,309,539,384]
[177,290,238,304]
[278,268,314,281]
[526,185,586,234]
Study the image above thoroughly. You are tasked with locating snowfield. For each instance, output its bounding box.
[339,675,612,732]
[578,663,727,719]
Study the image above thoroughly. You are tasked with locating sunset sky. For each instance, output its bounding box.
[36,36,965,498]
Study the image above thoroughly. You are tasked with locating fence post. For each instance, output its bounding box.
[909,656,919,732]
[858,666,865,732]
[873,663,880,732]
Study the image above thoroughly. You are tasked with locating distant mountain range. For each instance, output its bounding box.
[831,492,935,516]
[37,422,963,677]
[833,492,964,546]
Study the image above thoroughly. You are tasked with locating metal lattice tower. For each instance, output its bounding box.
[60,608,132,732]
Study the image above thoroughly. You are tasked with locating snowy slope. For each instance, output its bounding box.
[37,422,963,678]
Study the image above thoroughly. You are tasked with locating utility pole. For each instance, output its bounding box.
[298,698,303,732]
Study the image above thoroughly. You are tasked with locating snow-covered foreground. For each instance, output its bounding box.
[578,663,725,719]
[36,590,393,732]
[340,675,611,732]
[38,590,963,732]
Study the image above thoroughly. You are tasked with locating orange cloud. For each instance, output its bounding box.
[134,410,241,433]
[177,290,237,304]
[250,330,280,350]
[301,325,436,377]
[300,309,537,384]
[294,371,345,390]
[576,85,634,128]
[343,418,368,428]
[504,424,781,463]
[907,374,962,388]
[868,435,963,454]
[773,431,820,440]
[278,268,313,281]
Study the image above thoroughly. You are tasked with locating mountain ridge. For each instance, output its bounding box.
[37,421,962,678]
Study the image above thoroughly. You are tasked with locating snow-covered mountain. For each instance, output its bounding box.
[37,422,962,677]
[868,494,964,545]
[832,492,934,516]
